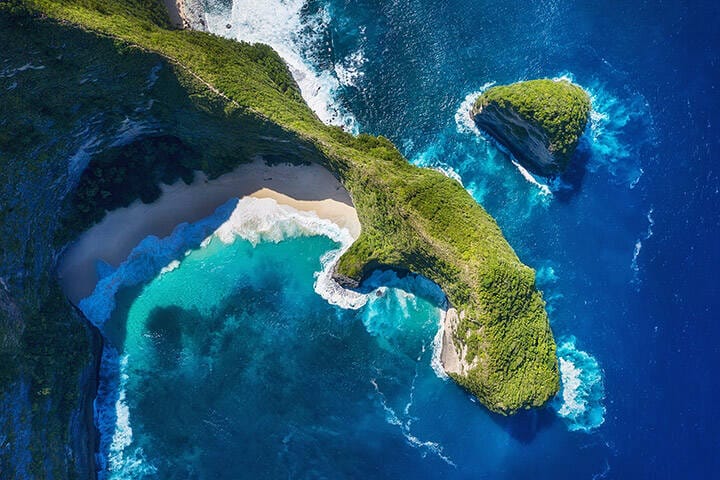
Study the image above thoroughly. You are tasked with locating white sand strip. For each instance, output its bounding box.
[57,160,360,304]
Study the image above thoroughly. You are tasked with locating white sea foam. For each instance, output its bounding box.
[431,315,449,380]
[199,196,365,308]
[85,198,455,475]
[159,259,181,275]
[430,164,464,186]
[85,197,366,477]
[510,159,553,196]
[553,336,606,432]
[411,139,466,187]
[95,348,156,480]
[334,49,367,88]
[454,85,553,197]
[79,197,364,325]
[203,0,359,132]
[79,200,238,326]
[557,71,653,186]
[631,207,655,282]
[453,83,495,135]
[108,355,133,472]
[371,378,455,466]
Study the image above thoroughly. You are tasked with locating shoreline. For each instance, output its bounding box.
[162,0,184,28]
[163,0,207,31]
[57,160,360,305]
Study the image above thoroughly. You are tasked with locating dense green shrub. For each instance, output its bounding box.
[60,136,196,236]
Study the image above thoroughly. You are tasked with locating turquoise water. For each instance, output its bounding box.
[94,216,462,477]
[199,0,720,476]
[81,0,720,476]
[86,197,607,479]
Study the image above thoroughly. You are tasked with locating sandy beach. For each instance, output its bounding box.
[162,0,184,28]
[58,160,360,304]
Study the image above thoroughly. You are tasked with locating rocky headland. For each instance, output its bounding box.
[1,2,561,477]
[472,79,591,177]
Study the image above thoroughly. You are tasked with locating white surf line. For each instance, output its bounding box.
[203,0,359,132]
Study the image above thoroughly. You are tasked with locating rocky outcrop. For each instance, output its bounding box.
[164,0,207,31]
[440,308,477,376]
[68,314,102,480]
[178,0,207,31]
[472,79,591,177]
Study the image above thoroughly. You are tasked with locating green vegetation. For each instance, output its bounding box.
[476,78,591,166]
[2,3,559,457]
[66,136,196,227]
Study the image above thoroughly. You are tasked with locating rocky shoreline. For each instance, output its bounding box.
[67,312,102,479]
[163,0,207,31]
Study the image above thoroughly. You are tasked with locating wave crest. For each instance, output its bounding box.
[204,0,360,132]
[553,336,606,432]
[79,197,361,325]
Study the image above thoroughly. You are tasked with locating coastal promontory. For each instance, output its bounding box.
[472,79,591,176]
[1,3,560,475]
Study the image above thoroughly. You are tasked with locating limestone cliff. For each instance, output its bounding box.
[0,7,562,478]
[472,79,591,177]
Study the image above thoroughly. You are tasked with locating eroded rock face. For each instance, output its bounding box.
[440,308,477,376]
[472,79,591,177]
[473,101,561,175]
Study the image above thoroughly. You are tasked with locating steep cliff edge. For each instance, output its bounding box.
[1,4,560,475]
[472,79,591,176]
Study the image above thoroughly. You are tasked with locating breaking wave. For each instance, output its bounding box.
[203,0,360,132]
[631,207,655,284]
[83,197,362,478]
[556,72,654,187]
[79,197,362,326]
[453,86,553,197]
[553,336,606,432]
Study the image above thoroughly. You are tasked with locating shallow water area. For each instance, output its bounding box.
[81,194,609,479]
[194,0,720,476]
[98,228,455,478]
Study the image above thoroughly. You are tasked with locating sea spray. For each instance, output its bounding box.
[79,197,362,325]
[553,336,606,432]
[554,72,654,186]
[203,0,360,132]
[83,197,362,477]
[95,348,156,480]
[452,87,553,198]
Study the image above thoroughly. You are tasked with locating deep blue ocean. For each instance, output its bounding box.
[83,1,719,478]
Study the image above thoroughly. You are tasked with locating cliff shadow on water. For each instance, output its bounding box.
[487,405,558,444]
[550,141,593,203]
[0,12,331,478]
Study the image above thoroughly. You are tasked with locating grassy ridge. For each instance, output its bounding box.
[13,0,559,413]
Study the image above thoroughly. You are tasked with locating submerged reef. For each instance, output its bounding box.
[472,79,591,176]
[1,2,561,475]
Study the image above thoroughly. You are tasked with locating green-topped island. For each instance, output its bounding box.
[0,1,567,476]
[473,79,591,176]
